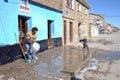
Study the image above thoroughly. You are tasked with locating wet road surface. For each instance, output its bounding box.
[0,46,95,80]
[80,31,120,80]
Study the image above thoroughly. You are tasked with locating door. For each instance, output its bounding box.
[70,22,73,42]
[78,23,81,38]
[48,20,52,46]
[64,20,67,44]
[18,16,28,52]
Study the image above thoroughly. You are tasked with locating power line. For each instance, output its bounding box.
[105,16,120,17]
[103,15,120,18]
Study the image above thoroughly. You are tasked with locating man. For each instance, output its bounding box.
[80,35,89,53]
[25,27,38,62]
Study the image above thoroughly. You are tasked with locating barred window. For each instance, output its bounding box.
[66,0,74,9]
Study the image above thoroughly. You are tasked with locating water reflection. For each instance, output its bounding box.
[96,51,120,65]
[33,46,85,79]
[77,50,120,80]
[0,46,89,80]
[96,51,120,61]
[77,58,99,80]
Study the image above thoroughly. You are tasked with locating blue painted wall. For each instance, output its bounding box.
[0,0,20,46]
[0,0,62,46]
[30,2,62,40]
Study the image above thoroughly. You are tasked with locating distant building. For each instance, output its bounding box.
[89,13,104,37]
[102,23,114,33]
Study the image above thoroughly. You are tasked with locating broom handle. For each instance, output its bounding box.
[14,32,27,59]
[19,42,27,59]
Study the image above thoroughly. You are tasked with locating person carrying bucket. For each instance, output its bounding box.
[24,27,39,62]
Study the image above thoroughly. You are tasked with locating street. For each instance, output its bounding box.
[0,43,95,80]
[0,31,120,80]
[0,0,120,80]
[77,30,120,80]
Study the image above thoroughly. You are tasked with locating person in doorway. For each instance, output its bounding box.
[24,27,38,62]
[80,35,89,53]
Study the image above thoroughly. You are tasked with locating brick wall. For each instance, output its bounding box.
[31,0,63,11]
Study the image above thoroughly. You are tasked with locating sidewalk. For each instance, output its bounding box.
[0,44,97,80]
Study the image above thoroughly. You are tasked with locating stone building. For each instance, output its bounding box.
[62,0,90,45]
[77,0,90,39]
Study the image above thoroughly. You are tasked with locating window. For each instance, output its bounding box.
[4,0,8,2]
[20,0,28,5]
[72,0,74,9]
[66,0,74,9]
[78,3,82,12]
[85,8,88,14]
[67,0,71,8]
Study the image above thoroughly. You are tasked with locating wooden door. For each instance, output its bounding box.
[64,20,67,44]
[18,16,28,52]
[48,20,52,46]
[70,22,73,42]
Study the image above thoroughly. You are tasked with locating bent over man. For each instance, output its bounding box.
[24,27,38,62]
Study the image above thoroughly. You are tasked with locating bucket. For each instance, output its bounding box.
[31,42,40,53]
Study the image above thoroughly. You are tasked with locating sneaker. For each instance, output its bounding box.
[28,59,31,63]
[34,57,38,60]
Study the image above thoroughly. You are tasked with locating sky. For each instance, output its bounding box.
[86,0,120,28]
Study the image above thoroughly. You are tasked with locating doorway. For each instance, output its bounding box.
[64,20,67,44]
[70,22,73,42]
[18,16,28,52]
[78,23,81,39]
[48,20,52,47]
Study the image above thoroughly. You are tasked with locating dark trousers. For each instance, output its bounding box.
[83,43,89,51]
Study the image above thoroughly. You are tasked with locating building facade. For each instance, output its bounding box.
[89,13,104,37]
[62,0,90,45]
[0,0,63,65]
[62,0,76,45]
[76,0,90,39]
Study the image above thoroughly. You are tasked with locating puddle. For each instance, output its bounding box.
[94,51,120,66]
[96,51,120,61]
[77,58,99,80]
[96,51,120,65]
[77,51,120,80]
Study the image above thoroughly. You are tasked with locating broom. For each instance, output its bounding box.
[14,32,28,62]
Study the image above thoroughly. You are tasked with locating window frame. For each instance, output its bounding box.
[66,0,74,9]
